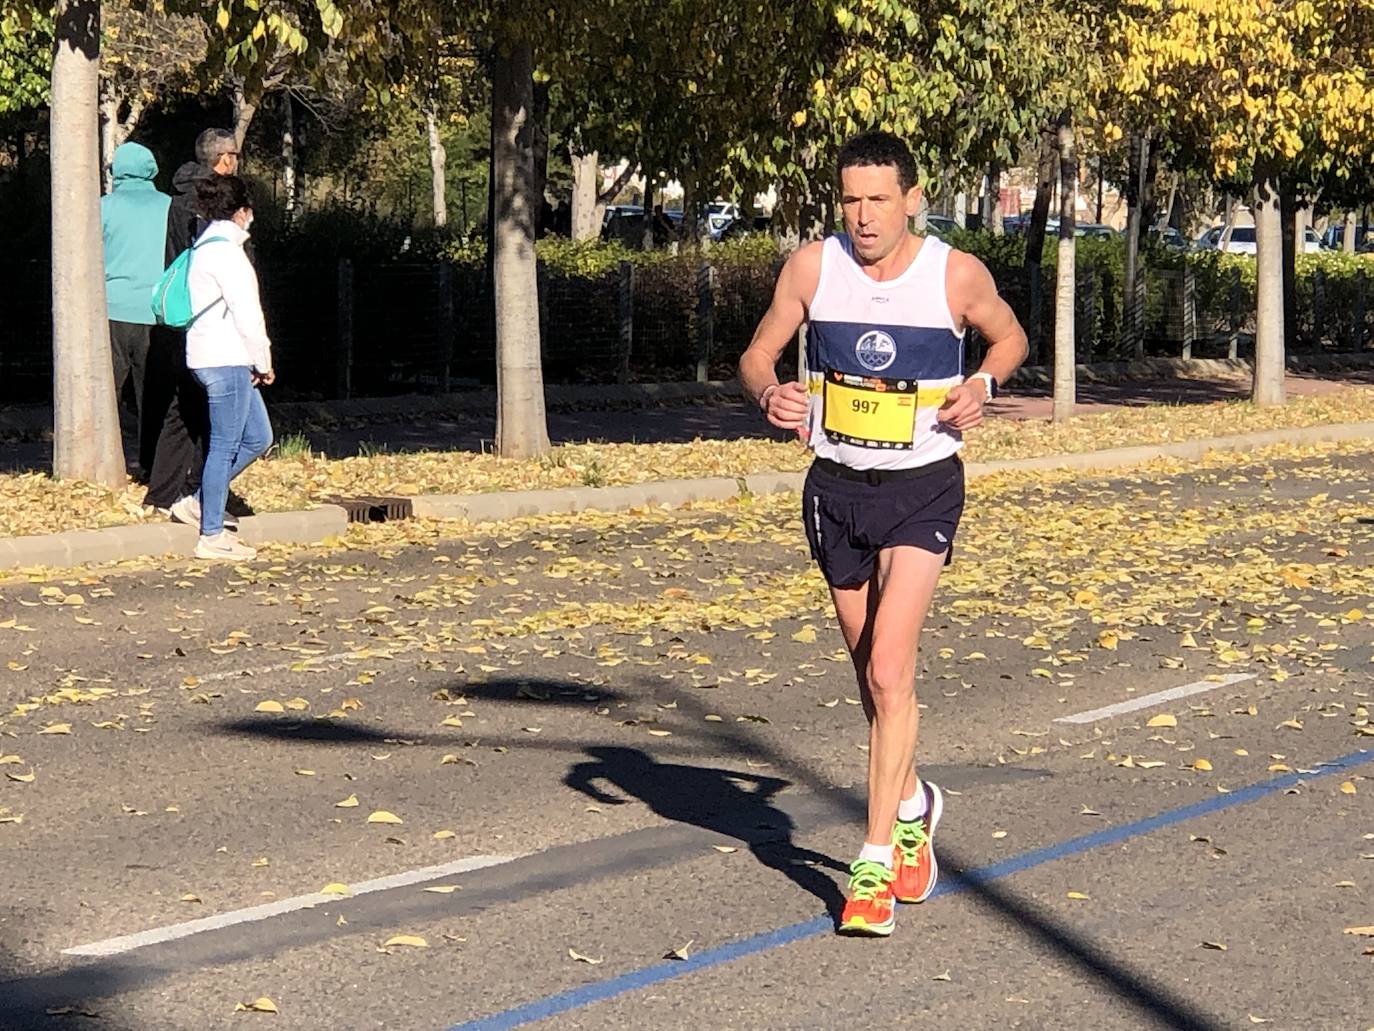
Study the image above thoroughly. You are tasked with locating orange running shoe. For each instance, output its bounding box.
[892,780,943,904]
[838,859,896,936]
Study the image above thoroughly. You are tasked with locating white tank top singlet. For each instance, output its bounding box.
[804,233,966,471]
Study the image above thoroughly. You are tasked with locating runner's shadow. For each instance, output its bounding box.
[564,746,848,920]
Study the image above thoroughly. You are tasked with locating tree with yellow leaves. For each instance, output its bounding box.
[1107,0,1374,405]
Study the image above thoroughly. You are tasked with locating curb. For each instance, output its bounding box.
[2,422,1371,572]
[0,506,348,572]
[962,420,1374,479]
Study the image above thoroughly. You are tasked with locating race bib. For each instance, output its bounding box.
[822,370,917,448]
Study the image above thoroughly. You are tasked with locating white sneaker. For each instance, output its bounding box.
[169,495,201,527]
[195,531,257,561]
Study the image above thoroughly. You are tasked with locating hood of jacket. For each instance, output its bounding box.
[171,160,214,196]
[111,142,159,186]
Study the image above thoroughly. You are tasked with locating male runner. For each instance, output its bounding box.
[739,131,1027,936]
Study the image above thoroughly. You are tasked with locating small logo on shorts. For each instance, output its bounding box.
[854,330,897,372]
[935,530,948,544]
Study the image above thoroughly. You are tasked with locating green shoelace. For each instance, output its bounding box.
[894,819,931,864]
[847,859,895,900]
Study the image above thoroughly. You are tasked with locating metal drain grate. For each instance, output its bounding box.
[325,495,414,524]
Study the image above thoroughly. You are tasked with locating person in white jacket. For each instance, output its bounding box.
[168,174,274,561]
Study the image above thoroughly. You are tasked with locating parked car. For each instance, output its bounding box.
[706,201,741,238]
[923,214,959,238]
[1196,224,1324,254]
[999,215,1115,239]
[1147,226,1187,249]
[1076,222,1119,239]
[1321,224,1374,251]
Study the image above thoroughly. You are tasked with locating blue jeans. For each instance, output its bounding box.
[193,366,273,536]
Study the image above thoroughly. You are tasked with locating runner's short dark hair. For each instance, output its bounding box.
[195,174,253,221]
[836,132,918,194]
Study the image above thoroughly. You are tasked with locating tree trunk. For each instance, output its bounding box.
[97,89,142,195]
[1053,113,1077,422]
[490,40,549,459]
[1023,129,1056,361]
[913,191,929,233]
[1095,156,1104,223]
[530,79,550,232]
[1252,178,1285,406]
[985,161,1004,235]
[51,0,124,486]
[569,147,601,241]
[1280,186,1298,352]
[1219,194,1235,251]
[1024,131,1056,258]
[679,164,697,244]
[424,99,447,228]
[282,92,298,225]
[1343,211,1357,254]
[98,84,116,194]
[231,81,257,153]
[1123,133,1150,357]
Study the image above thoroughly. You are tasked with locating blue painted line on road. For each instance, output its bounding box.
[447,746,1372,1031]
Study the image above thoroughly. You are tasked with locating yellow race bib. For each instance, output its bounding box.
[822,371,917,448]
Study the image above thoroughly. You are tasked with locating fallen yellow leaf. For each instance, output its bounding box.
[234,997,279,1014]
[383,934,428,949]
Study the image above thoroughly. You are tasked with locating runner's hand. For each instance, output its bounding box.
[762,381,808,432]
[253,370,276,386]
[936,381,986,430]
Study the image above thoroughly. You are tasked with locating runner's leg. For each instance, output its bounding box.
[830,544,944,847]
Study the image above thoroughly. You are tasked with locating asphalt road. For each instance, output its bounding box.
[2,439,1373,1030]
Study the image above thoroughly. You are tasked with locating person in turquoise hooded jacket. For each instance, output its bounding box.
[101,141,171,476]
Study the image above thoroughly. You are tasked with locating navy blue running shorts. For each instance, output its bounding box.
[802,455,965,588]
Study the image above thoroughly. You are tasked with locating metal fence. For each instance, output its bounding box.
[4,254,1373,406]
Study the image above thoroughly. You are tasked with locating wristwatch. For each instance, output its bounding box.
[968,371,999,399]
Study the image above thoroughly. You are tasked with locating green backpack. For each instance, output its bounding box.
[150,236,229,328]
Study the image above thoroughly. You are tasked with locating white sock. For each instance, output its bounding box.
[857,841,893,868]
[898,781,928,823]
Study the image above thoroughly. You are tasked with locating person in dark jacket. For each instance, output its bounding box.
[101,141,171,477]
[144,128,240,516]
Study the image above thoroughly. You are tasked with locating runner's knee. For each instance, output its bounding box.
[864,655,914,706]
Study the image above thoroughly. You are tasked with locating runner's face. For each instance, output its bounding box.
[839,164,921,263]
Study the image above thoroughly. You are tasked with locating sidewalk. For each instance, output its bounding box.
[3,409,1373,571]
[5,362,1374,473]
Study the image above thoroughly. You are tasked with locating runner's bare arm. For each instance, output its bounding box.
[738,243,822,430]
[937,250,1029,429]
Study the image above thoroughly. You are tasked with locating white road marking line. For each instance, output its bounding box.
[194,644,417,684]
[62,853,521,958]
[1053,673,1258,725]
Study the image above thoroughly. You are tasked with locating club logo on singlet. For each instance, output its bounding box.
[854,330,897,372]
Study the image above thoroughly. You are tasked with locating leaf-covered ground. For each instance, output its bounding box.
[1,440,1372,1028]
[3,385,1371,540]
